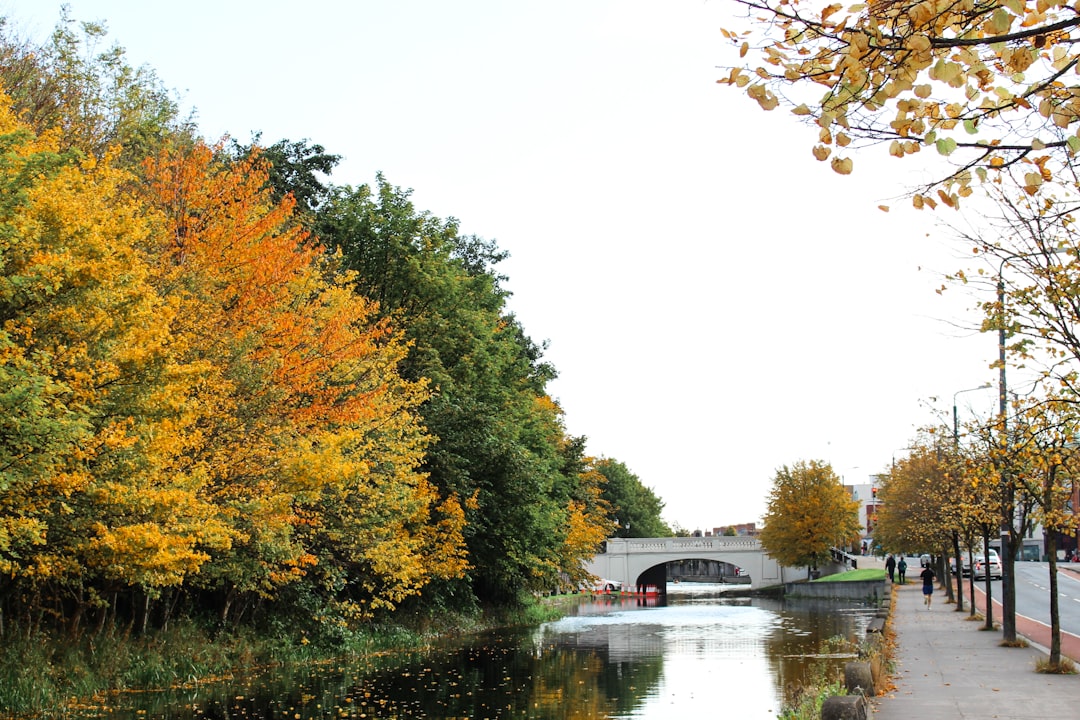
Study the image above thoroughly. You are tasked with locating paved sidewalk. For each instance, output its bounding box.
[872,581,1080,719]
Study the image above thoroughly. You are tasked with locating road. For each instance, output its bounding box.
[1010,561,1080,634]
[956,561,1080,640]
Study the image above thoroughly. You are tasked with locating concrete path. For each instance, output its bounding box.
[872,581,1080,718]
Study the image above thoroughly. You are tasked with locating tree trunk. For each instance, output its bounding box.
[1047,527,1062,665]
[982,525,994,630]
[952,531,964,612]
[967,546,977,618]
[940,544,955,603]
[140,591,150,637]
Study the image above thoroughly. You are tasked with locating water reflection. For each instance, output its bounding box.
[64,583,876,719]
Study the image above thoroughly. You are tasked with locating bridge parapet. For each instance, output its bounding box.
[606,537,762,554]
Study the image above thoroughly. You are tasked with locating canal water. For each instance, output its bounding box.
[69,583,877,719]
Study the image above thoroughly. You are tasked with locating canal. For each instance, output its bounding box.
[68,583,877,718]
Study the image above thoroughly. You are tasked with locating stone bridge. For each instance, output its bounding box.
[584,536,804,592]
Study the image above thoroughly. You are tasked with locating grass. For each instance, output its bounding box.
[1036,656,1078,674]
[811,568,887,582]
[778,637,852,720]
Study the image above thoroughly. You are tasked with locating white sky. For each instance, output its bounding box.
[8,1,1005,531]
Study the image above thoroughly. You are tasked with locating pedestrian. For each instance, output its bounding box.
[920,562,936,608]
[885,553,896,583]
[897,556,907,584]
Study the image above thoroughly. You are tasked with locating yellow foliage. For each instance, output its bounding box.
[720,0,1080,201]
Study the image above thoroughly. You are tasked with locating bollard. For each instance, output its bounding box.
[820,695,867,720]
[843,661,874,696]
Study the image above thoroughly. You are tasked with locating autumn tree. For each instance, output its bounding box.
[719,0,1080,202]
[873,436,978,605]
[136,143,469,623]
[759,460,861,577]
[1007,395,1080,669]
[946,174,1080,638]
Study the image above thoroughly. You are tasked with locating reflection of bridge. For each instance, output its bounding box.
[585,537,802,592]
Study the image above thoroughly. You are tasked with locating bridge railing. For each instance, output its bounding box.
[830,546,859,569]
[601,537,761,553]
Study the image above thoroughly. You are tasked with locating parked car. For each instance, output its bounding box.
[949,556,973,576]
[972,551,1002,580]
[919,553,932,568]
[590,578,623,593]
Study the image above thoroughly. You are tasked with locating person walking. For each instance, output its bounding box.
[885,553,896,583]
[897,556,907,584]
[920,562,936,608]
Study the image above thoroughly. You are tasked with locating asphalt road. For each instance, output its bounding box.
[953,561,1080,636]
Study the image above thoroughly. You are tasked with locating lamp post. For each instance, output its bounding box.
[996,249,1064,642]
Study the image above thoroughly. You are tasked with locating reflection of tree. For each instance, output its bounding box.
[760,597,877,702]
[80,599,875,719]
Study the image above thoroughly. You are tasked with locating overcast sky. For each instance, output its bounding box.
[9,1,1004,532]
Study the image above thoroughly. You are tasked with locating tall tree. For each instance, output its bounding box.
[137,144,467,621]
[759,460,861,577]
[319,175,607,605]
[595,458,671,538]
[1008,395,1080,669]
[950,175,1080,639]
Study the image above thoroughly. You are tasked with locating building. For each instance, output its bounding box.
[845,476,884,553]
[712,524,764,535]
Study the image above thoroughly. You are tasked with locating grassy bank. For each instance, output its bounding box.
[0,595,568,716]
[812,568,887,582]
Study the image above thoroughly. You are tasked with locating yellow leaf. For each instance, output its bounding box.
[813,145,832,161]
[831,156,853,174]
[821,3,843,21]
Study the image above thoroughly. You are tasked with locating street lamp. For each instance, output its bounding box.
[996,248,1064,641]
[953,384,992,448]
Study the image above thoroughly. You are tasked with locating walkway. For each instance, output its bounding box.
[871,579,1080,718]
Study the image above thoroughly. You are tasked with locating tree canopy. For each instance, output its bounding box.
[720,0,1080,204]
[0,8,637,640]
[759,460,861,572]
[595,458,672,538]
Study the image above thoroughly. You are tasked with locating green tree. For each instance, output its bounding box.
[759,460,860,577]
[0,9,191,165]
[318,175,605,605]
[225,134,340,220]
[595,458,671,538]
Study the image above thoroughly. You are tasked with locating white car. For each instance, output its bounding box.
[972,551,1002,580]
[590,578,623,593]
